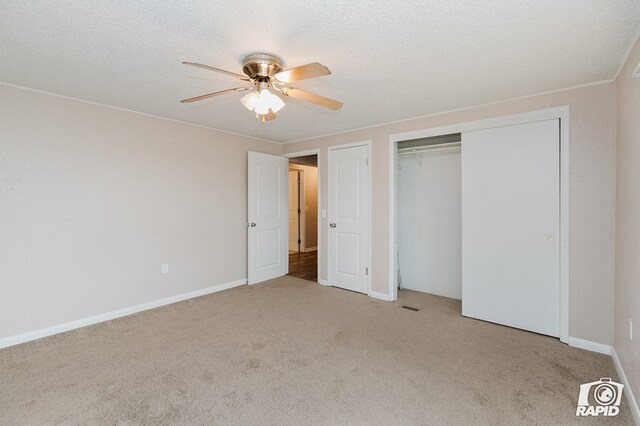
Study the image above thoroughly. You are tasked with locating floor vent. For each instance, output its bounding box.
[401,305,420,312]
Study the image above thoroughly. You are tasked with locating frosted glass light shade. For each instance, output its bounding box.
[266,91,285,113]
[241,91,259,111]
[253,92,270,114]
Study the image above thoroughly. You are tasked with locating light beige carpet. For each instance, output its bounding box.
[0,276,633,425]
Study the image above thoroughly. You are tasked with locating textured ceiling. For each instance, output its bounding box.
[1,1,639,143]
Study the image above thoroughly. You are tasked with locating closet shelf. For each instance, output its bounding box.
[397,142,461,167]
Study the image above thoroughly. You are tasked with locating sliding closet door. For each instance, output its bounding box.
[462,119,560,337]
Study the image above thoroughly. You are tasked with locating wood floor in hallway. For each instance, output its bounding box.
[288,250,317,282]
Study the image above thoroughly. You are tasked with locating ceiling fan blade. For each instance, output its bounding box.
[274,63,330,83]
[280,87,343,110]
[182,62,249,80]
[180,87,249,103]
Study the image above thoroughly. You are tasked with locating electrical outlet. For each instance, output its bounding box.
[629,319,634,341]
[162,264,169,274]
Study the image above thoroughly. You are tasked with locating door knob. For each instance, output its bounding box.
[249,222,256,227]
[329,223,336,228]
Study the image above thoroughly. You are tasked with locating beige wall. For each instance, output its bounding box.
[288,163,318,249]
[284,83,617,345]
[0,84,280,339]
[614,36,640,410]
[0,79,623,350]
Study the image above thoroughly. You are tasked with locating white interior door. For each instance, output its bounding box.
[329,144,370,294]
[248,152,288,285]
[288,170,299,252]
[462,119,560,337]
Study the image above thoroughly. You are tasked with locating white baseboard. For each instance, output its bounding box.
[319,281,389,301]
[0,278,247,349]
[567,337,612,355]
[319,280,389,301]
[369,290,390,301]
[304,246,317,252]
[612,348,640,425]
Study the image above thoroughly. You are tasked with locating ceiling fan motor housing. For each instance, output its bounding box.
[242,53,283,79]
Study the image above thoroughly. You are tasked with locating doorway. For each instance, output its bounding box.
[287,154,318,282]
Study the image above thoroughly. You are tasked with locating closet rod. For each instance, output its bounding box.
[397,141,461,155]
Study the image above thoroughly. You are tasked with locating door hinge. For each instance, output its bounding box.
[365,157,369,166]
[366,267,369,275]
[298,239,301,244]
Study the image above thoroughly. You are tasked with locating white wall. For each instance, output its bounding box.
[397,150,461,299]
[614,35,640,415]
[0,84,281,340]
[284,82,616,346]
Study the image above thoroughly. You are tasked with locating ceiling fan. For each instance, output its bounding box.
[181,53,343,123]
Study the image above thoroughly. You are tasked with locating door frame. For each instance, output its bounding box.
[283,149,321,282]
[327,140,373,295]
[288,168,306,252]
[297,170,306,251]
[388,106,570,343]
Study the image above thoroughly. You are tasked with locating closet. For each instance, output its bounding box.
[397,134,462,299]
[396,118,561,338]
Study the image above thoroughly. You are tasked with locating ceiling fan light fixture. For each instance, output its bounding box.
[254,100,270,115]
[262,89,285,113]
[241,91,259,110]
[244,88,285,115]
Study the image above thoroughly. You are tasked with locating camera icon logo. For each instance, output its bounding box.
[576,378,624,416]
